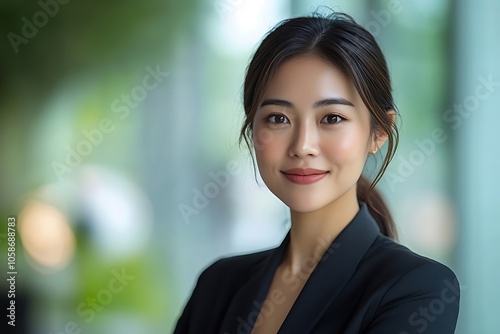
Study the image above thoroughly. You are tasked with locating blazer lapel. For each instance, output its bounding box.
[278,203,380,333]
[218,233,291,334]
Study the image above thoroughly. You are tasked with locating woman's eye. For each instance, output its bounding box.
[267,114,289,124]
[321,114,344,124]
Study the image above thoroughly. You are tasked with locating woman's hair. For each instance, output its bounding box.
[239,11,399,240]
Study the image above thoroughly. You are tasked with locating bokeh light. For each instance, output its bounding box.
[18,200,76,272]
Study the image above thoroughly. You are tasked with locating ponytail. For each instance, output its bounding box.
[357,176,397,240]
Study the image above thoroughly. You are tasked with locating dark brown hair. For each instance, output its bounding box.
[239,11,399,239]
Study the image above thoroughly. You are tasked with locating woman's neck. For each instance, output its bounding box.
[283,187,360,276]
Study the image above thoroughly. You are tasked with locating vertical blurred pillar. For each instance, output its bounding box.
[452,0,500,332]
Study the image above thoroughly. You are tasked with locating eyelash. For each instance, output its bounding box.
[264,113,346,125]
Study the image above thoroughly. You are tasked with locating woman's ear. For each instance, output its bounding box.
[370,110,396,154]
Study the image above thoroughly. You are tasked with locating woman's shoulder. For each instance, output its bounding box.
[367,235,457,277]
[357,235,460,332]
[362,234,460,303]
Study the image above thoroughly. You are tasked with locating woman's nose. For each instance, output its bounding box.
[288,119,320,158]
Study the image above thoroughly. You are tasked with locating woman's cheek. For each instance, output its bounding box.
[324,132,366,160]
[253,126,277,153]
[259,139,282,163]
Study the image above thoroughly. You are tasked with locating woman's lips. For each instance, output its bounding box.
[281,171,328,184]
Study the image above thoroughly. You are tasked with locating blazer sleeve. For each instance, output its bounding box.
[172,277,197,334]
[365,261,460,334]
[173,265,212,334]
[173,258,231,334]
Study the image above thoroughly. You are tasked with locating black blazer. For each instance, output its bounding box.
[174,203,460,333]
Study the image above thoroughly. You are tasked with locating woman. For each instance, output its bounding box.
[174,11,460,334]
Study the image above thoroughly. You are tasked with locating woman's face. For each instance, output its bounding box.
[252,55,382,213]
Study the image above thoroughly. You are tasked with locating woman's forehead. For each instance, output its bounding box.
[261,55,363,109]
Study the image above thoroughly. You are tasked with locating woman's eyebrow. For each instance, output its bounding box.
[313,97,354,108]
[259,98,293,108]
[259,97,355,108]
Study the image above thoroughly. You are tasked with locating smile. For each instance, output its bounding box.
[281,169,329,185]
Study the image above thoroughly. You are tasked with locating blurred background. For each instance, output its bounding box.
[1,0,499,333]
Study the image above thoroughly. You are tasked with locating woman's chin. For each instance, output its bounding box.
[284,199,326,214]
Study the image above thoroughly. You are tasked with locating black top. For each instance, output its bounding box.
[174,203,460,333]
